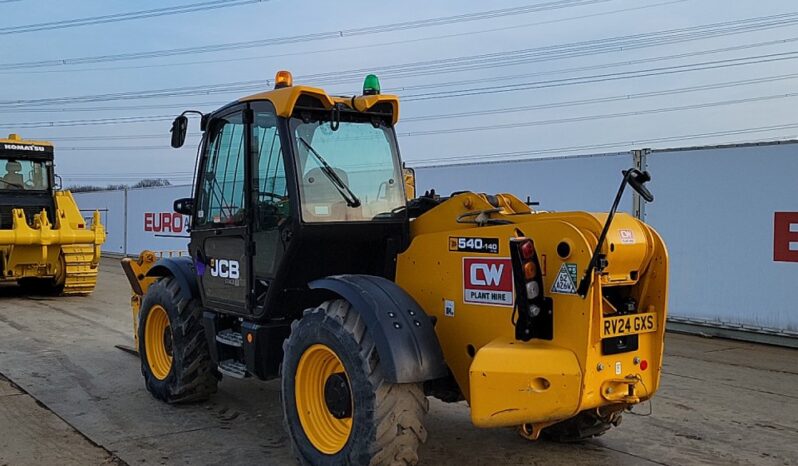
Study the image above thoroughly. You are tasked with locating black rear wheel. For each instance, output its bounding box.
[282,299,428,465]
[541,409,622,442]
[138,276,219,403]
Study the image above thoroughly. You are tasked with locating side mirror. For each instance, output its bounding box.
[403,166,416,201]
[170,115,188,148]
[173,197,194,215]
[624,169,654,202]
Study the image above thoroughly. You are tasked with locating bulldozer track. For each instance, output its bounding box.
[61,245,99,296]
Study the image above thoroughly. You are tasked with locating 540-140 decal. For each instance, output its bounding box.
[449,236,499,254]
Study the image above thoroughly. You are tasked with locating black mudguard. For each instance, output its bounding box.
[146,256,199,302]
[310,274,448,384]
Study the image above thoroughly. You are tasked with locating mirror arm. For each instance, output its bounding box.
[180,110,204,118]
[576,170,633,298]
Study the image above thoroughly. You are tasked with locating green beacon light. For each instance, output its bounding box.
[363,74,381,95]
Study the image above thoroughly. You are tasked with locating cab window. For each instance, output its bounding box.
[0,158,49,191]
[196,112,246,226]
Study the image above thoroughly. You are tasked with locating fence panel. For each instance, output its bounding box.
[72,189,126,255]
[645,142,798,333]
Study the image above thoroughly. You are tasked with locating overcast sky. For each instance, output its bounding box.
[2,0,797,187]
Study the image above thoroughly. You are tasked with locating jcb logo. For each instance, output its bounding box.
[209,258,240,279]
[470,263,504,286]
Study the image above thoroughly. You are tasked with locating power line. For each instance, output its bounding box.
[0,0,269,35]
[315,12,798,85]
[31,91,798,148]
[3,115,177,129]
[400,92,798,137]
[0,0,684,75]
[389,36,798,94]
[4,12,798,109]
[29,71,798,138]
[409,123,798,166]
[7,50,798,128]
[0,0,608,68]
[402,72,798,122]
[0,100,229,113]
[402,51,798,101]
[7,34,797,116]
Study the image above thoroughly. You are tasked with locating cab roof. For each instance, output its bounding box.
[237,85,400,125]
[0,134,54,159]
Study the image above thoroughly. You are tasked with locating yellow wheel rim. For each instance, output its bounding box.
[144,304,173,380]
[295,344,353,454]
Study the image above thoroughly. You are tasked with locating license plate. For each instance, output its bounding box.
[602,312,657,338]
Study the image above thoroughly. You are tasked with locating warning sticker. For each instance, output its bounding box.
[619,229,635,244]
[463,257,514,306]
[444,299,455,317]
[551,262,578,295]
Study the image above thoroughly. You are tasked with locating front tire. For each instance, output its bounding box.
[281,299,428,465]
[138,276,219,403]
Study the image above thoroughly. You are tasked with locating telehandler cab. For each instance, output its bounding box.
[0,134,104,294]
[122,71,668,465]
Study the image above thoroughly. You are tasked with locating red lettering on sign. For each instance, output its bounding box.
[774,212,798,262]
[144,212,188,233]
[162,212,172,232]
[144,212,154,232]
[172,213,183,233]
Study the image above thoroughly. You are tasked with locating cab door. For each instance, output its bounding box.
[190,105,253,313]
[250,101,293,311]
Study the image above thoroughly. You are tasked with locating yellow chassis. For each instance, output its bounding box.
[0,191,105,294]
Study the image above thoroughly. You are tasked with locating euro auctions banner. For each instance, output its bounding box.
[73,184,192,257]
[126,185,192,255]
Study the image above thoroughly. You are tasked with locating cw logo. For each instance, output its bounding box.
[470,263,504,286]
[209,258,240,279]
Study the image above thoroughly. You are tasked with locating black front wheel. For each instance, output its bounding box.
[138,276,219,403]
[281,299,428,465]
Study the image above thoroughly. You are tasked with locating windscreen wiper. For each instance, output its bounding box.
[0,179,24,189]
[298,137,361,208]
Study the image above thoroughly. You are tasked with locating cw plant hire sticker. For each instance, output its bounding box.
[462,257,514,306]
[551,262,578,295]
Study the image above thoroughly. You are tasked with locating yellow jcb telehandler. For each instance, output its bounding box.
[0,134,105,295]
[122,71,668,465]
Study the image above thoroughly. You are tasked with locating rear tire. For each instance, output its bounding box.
[138,276,219,403]
[281,299,428,465]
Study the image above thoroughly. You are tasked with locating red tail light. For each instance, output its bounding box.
[510,235,553,341]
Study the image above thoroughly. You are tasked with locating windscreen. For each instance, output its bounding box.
[0,158,50,191]
[291,117,405,222]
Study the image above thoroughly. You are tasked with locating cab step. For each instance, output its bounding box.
[218,359,249,379]
[216,329,243,347]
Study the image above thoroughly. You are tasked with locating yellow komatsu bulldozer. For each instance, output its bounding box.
[122,71,668,465]
[0,134,105,295]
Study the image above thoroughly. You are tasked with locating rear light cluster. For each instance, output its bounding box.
[510,236,553,341]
